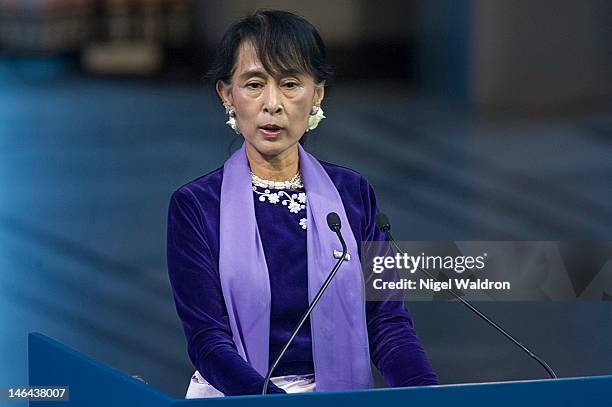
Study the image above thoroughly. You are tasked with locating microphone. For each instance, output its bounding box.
[262,212,348,394]
[374,212,558,379]
[327,212,341,232]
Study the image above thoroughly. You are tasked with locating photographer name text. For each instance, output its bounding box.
[372,278,511,291]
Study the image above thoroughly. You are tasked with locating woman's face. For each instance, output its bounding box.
[216,41,324,160]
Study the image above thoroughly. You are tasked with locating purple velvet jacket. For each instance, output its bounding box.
[167,160,438,396]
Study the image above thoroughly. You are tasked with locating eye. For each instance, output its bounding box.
[283,81,299,89]
[246,82,263,90]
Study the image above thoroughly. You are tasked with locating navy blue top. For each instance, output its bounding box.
[253,184,314,377]
[167,161,438,396]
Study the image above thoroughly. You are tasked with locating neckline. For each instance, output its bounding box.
[251,171,304,190]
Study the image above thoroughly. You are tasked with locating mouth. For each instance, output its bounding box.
[259,124,284,137]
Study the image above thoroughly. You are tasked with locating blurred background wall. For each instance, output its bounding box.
[0,0,611,399]
[473,0,612,110]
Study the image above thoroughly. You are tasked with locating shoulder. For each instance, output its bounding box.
[319,160,373,203]
[169,166,224,225]
[168,167,224,254]
[171,166,224,205]
[319,161,379,239]
[319,160,370,191]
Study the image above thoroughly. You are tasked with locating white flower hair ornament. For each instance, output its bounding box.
[224,104,241,134]
[306,105,325,132]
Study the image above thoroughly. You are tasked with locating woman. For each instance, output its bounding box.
[167,9,437,398]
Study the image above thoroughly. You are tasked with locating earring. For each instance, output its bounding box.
[305,105,325,132]
[224,103,241,134]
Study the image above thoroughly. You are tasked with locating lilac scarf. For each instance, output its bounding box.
[219,143,373,392]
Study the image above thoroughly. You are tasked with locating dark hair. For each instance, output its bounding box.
[208,9,332,85]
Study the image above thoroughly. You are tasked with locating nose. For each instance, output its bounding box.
[263,85,283,115]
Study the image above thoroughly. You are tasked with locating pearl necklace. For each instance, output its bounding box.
[250,171,303,190]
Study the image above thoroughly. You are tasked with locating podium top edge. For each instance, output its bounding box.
[171,375,612,404]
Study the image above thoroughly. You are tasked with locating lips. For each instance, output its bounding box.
[259,124,283,136]
[260,124,283,131]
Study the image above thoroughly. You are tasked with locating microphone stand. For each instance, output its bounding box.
[262,215,348,394]
[377,217,557,379]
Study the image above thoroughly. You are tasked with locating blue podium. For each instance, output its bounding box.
[28,333,611,407]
